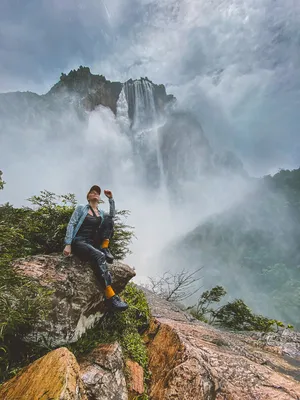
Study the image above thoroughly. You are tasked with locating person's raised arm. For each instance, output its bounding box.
[103,190,115,217]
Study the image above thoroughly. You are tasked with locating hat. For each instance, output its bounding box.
[88,185,101,195]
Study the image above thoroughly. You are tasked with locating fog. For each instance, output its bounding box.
[0,83,252,279]
[0,75,298,324]
[1,0,300,324]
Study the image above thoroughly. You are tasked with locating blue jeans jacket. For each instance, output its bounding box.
[64,198,115,245]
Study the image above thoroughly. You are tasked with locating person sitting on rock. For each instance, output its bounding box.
[63,185,128,312]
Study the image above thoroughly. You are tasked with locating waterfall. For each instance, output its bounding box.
[116,86,130,133]
[124,79,158,130]
[121,79,167,188]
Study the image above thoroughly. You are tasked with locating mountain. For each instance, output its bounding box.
[169,168,300,328]
[0,66,246,192]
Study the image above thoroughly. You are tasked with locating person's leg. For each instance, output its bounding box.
[72,238,111,285]
[72,238,128,311]
[97,216,114,264]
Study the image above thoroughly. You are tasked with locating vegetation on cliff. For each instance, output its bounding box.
[149,271,293,333]
[69,282,150,370]
[0,173,134,381]
[189,286,293,332]
[51,66,122,96]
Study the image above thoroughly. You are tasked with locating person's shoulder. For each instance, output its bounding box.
[75,204,88,212]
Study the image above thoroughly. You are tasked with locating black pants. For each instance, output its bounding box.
[72,216,114,287]
[93,214,114,248]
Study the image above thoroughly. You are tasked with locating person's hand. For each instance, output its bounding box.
[104,190,113,199]
[63,245,71,256]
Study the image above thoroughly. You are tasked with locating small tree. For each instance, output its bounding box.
[148,268,203,302]
[189,286,227,322]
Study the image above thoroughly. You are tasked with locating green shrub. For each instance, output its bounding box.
[212,299,293,332]
[0,186,135,382]
[189,285,227,322]
[189,285,294,333]
[69,283,150,370]
[68,283,150,394]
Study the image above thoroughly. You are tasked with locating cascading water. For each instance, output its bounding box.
[119,79,167,189]
[124,78,158,130]
[116,86,130,134]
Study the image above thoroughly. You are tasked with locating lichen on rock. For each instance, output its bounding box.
[0,347,87,400]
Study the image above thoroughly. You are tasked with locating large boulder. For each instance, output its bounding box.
[141,288,300,400]
[13,254,135,347]
[0,347,87,400]
[79,342,128,400]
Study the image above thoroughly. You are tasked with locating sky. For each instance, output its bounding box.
[1,0,300,173]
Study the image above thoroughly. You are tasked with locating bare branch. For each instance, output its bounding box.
[147,267,203,302]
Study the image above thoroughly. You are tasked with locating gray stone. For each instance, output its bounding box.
[80,342,128,400]
[13,254,135,347]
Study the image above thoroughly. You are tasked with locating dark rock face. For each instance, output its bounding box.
[159,111,213,191]
[213,149,248,177]
[142,288,300,400]
[49,67,123,114]
[12,254,135,347]
[0,68,173,123]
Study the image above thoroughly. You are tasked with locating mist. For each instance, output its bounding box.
[1,0,300,325]
[0,80,253,283]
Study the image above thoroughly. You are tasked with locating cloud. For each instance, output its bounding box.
[1,0,300,172]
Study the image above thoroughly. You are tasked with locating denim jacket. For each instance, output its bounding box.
[64,198,115,245]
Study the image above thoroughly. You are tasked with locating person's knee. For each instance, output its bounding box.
[93,249,106,264]
[99,216,114,241]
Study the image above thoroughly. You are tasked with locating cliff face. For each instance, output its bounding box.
[48,67,123,114]
[48,68,175,117]
[0,67,174,127]
[0,66,245,193]
[142,287,300,400]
